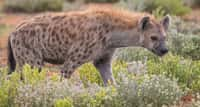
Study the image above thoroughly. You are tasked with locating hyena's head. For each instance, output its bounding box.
[138,15,170,56]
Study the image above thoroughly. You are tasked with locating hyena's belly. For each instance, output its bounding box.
[42,47,66,65]
[43,58,65,65]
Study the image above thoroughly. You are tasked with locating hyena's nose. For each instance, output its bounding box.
[160,48,168,54]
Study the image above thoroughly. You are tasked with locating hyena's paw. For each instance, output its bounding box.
[60,70,73,80]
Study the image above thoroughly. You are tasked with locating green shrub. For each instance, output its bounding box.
[170,17,200,35]
[116,75,183,107]
[15,82,60,107]
[168,34,200,60]
[152,6,166,19]
[54,98,74,107]
[78,61,128,86]
[72,87,119,107]
[0,63,184,107]
[145,0,191,15]
[138,75,183,107]
[147,54,200,92]
[117,0,190,15]
[3,0,64,12]
[78,63,103,86]
[72,75,183,107]
[168,17,200,60]
[115,0,147,11]
[0,69,21,107]
[0,65,47,107]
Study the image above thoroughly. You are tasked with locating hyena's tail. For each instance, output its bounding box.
[7,35,16,74]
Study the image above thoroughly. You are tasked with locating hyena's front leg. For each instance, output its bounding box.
[93,50,116,86]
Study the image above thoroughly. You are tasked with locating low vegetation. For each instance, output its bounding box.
[0,51,200,107]
[117,0,191,16]
[2,0,192,16]
[3,0,64,12]
[0,65,184,107]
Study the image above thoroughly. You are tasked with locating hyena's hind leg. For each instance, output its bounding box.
[23,50,44,72]
[14,47,44,72]
[13,47,44,80]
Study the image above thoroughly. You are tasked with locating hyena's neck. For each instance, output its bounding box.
[107,28,143,48]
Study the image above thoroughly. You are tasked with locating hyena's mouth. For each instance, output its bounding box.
[151,49,168,57]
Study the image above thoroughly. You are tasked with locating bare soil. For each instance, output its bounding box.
[182,8,200,22]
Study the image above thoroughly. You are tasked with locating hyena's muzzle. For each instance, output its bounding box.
[152,41,168,56]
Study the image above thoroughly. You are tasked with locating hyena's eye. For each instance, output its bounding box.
[151,36,158,41]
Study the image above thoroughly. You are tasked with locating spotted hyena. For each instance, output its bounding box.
[7,7,170,85]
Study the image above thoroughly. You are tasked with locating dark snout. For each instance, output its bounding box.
[152,42,168,56]
[152,47,168,56]
[160,48,168,55]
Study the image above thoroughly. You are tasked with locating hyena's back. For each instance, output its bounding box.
[8,12,111,73]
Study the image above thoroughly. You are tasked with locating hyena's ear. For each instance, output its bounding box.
[161,15,170,31]
[138,16,150,31]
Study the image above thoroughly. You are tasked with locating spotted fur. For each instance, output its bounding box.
[8,6,170,85]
